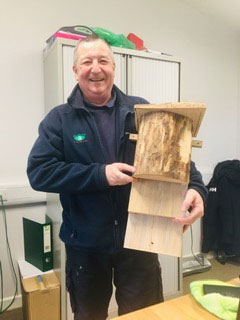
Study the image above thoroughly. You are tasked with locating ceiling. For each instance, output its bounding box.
[183,0,240,33]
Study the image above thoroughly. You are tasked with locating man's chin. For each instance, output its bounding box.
[89,87,106,95]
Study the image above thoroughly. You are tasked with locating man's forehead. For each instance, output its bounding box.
[80,40,108,49]
[78,41,111,57]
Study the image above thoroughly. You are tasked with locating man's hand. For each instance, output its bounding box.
[174,188,204,232]
[105,163,137,186]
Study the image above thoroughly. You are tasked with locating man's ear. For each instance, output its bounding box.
[113,62,116,77]
[73,65,78,81]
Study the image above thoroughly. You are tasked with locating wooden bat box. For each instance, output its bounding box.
[124,102,206,257]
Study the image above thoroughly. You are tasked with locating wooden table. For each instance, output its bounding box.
[112,278,239,320]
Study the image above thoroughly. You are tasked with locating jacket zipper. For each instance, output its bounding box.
[85,108,121,250]
[82,108,107,163]
[79,104,128,251]
[107,191,120,250]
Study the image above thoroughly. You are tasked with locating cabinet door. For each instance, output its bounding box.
[127,55,180,103]
[158,255,181,298]
[62,45,76,101]
[112,52,127,93]
[127,55,181,298]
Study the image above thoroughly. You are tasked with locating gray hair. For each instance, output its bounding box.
[73,35,115,65]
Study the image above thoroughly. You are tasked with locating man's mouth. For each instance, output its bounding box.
[89,78,104,82]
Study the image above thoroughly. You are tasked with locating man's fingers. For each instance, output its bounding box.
[116,162,136,174]
[105,163,136,186]
[174,209,197,225]
[183,224,190,233]
[174,188,204,233]
[181,200,190,213]
[181,191,194,212]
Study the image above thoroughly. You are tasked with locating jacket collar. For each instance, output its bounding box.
[67,84,136,143]
[67,84,134,111]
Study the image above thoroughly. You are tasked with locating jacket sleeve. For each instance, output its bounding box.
[188,161,208,202]
[27,109,109,194]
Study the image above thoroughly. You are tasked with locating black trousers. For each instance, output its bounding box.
[65,246,164,320]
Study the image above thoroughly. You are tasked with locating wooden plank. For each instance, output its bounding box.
[129,133,138,141]
[124,212,183,257]
[134,102,206,137]
[192,140,203,148]
[128,179,187,217]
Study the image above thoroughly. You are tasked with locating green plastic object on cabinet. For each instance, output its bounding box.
[91,27,136,49]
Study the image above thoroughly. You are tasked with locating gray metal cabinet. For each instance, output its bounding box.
[43,37,182,320]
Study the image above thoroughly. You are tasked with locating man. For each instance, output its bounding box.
[27,35,208,320]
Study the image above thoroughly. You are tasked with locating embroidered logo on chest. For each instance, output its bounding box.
[73,134,88,143]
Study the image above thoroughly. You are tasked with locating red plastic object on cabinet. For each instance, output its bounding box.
[127,33,145,50]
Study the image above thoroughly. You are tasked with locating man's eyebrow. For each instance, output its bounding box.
[80,54,111,60]
[98,55,111,59]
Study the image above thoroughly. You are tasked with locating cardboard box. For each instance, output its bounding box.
[20,271,60,320]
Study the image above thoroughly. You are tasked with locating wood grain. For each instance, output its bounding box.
[129,133,203,148]
[112,294,221,320]
[128,179,187,217]
[124,212,183,257]
[112,278,240,320]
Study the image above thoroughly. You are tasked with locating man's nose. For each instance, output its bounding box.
[91,61,101,72]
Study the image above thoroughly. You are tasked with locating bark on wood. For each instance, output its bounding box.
[134,102,206,137]
[134,111,192,184]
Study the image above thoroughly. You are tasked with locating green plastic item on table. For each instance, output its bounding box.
[91,27,136,50]
[190,280,239,320]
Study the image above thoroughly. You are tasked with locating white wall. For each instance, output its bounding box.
[0,0,240,309]
[238,64,240,159]
[0,203,46,309]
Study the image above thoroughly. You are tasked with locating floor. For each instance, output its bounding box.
[1,258,239,320]
[0,308,23,320]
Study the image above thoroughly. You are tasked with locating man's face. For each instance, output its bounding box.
[73,41,115,105]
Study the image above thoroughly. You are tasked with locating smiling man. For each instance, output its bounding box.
[27,35,208,320]
[73,39,115,106]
